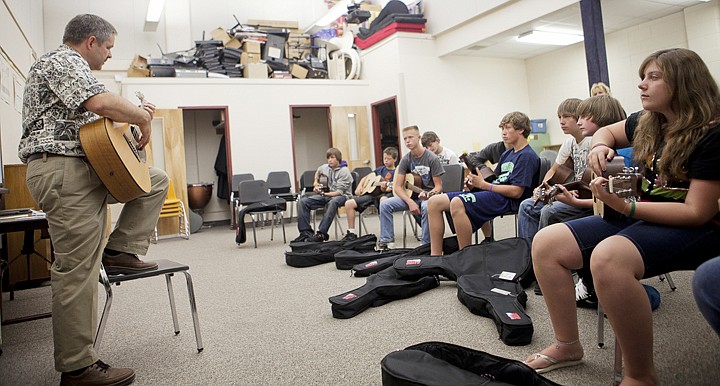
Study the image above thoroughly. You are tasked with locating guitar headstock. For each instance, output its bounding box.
[607,168,643,199]
[135,91,146,104]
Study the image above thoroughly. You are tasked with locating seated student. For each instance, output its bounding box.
[377,125,444,249]
[294,148,353,243]
[463,139,511,243]
[518,96,626,247]
[421,131,460,165]
[427,112,540,256]
[342,147,398,241]
[525,49,720,383]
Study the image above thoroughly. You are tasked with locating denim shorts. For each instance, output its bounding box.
[565,215,720,278]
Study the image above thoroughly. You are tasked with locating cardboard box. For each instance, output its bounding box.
[211,27,232,45]
[286,34,312,60]
[128,55,150,77]
[243,63,268,79]
[226,38,242,49]
[240,52,261,65]
[242,41,262,54]
[290,64,308,79]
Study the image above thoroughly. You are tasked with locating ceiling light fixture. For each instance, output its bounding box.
[516,30,584,46]
[144,0,166,31]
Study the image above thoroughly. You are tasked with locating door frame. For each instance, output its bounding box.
[370,96,400,166]
[289,104,332,193]
[179,105,231,194]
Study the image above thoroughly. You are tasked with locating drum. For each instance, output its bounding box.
[187,183,213,210]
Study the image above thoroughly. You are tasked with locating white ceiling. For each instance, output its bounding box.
[451,0,707,59]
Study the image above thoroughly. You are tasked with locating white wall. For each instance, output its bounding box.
[526,1,720,144]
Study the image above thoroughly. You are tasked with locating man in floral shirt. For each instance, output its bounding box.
[19,14,168,385]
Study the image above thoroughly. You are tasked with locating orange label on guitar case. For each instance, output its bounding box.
[506,312,521,320]
[406,259,422,266]
[365,261,378,267]
[343,293,357,300]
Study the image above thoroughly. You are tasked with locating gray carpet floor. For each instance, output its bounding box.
[0,212,718,385]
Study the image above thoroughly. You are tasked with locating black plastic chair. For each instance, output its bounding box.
[267,171,298,220]
[238,180,287,248]
[230,173,254,229]
[352,166,373,182]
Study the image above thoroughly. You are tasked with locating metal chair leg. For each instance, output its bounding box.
[165,273,180,334]
[182,271,203,352]
[94,265,113,351]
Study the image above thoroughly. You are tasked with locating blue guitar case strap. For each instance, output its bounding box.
[329,266,439,319]
[380,341,561,385]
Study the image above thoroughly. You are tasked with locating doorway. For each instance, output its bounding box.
[290,106,332,191]
[371,97,400,166]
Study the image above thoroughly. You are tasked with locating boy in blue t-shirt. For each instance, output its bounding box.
[427,111,540,255]
[342,147,398,240]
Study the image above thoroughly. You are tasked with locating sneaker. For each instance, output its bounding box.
[575,277,598,308]
[60,360,135,386]
[376,241,390,251]
[102,252,158,275]
[534,282,543,296]
[308,232,329,243]
[342,231,358,241]
[292,232,312,243]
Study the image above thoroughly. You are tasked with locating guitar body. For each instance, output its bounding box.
[393,173,431,199]
[360,174,383,196]
[459,153,496,182]
[534,157,627,207]
[79,117,151,203]
[547,157,575,185]
[317,173,331,192]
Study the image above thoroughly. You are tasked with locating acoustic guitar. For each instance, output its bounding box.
[533,157,626,206]
[79,117,151,203]
[459,152,496,183]
[316,173,331,193]
[360,173,384,196]
[594,168,644,220]
[391,173,437,200]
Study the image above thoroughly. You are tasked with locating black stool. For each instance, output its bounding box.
[95,259,203,352]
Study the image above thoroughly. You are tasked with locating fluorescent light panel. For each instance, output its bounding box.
[516,30,583,46]
[146,0,166,23]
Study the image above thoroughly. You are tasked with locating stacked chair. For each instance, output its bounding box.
[152,178,190,243]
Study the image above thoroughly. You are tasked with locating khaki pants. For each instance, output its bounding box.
[25,156,168,372]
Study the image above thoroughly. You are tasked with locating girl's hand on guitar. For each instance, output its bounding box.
[590,176,626,212]
[588,144,616,176]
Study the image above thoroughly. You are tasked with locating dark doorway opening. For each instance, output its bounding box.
[371,97,400,166]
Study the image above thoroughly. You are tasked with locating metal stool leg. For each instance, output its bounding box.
[95,265,113,350]
[165,273,180,334]
[182,271,203,352]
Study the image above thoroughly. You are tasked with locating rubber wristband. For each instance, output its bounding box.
[628,201,636,218]
[489,184,494,192]
[591,143,609,150]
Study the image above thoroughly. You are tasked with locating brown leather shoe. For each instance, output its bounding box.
[102,252,158,275]
[60,360,135,386]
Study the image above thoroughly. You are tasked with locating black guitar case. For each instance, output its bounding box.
[329,266,439,319]
[381,341,561,386]
[285,234,377,268]
[392,238,534,345]
[351,236,460,277]
[334,248,413,270]
[393,237,532,286]
[235,199,287,244]
[457,274,532,346]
